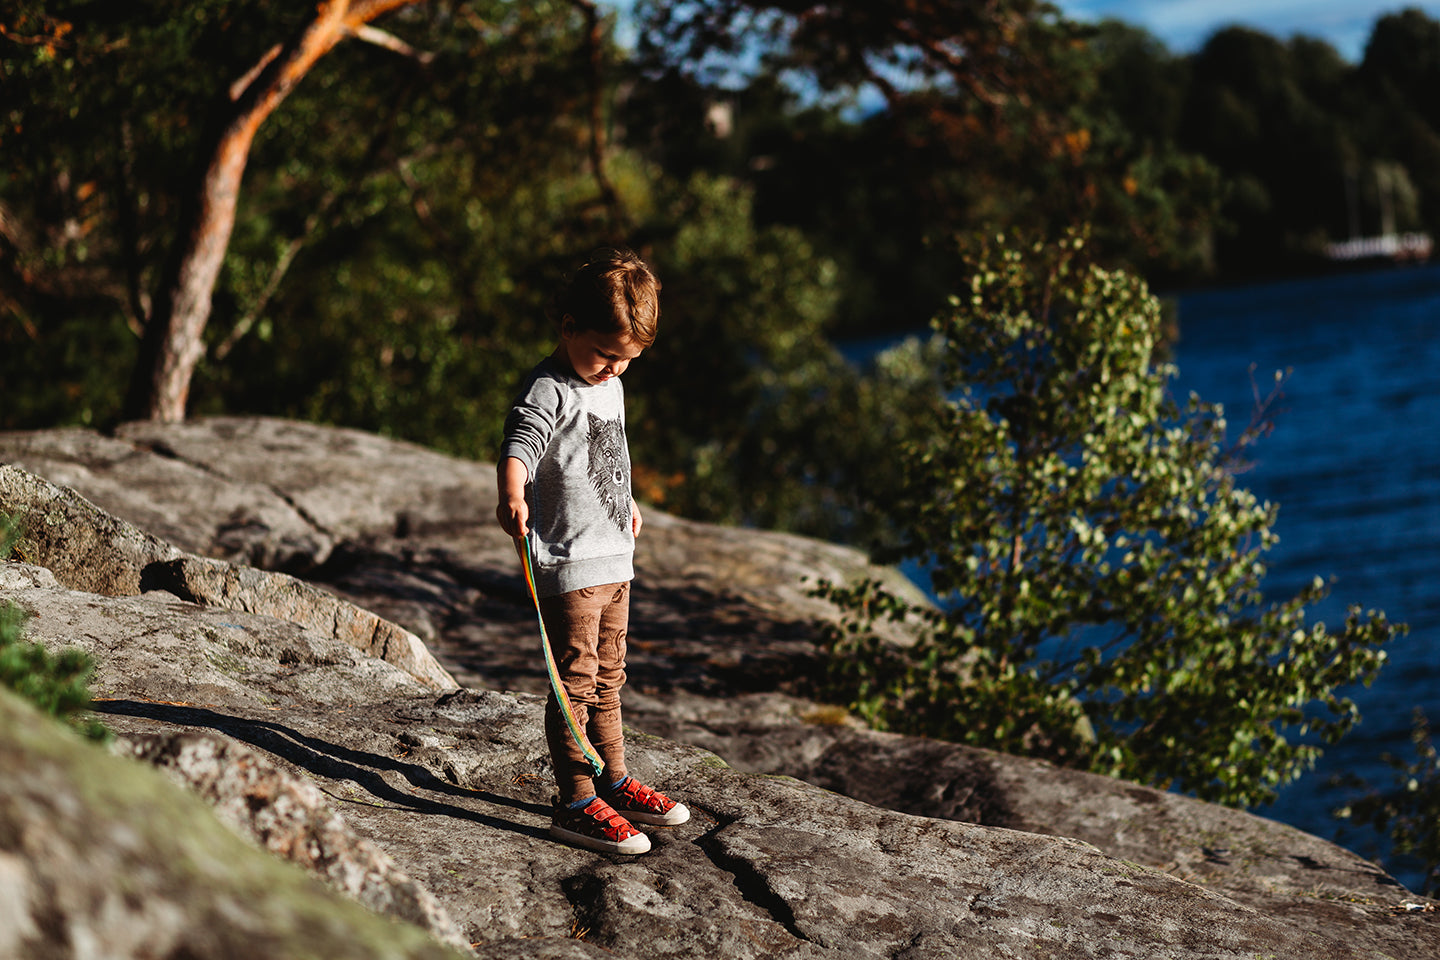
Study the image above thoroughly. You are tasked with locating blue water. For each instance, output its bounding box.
[1168,264,1440,888]
[851,262,1440,889]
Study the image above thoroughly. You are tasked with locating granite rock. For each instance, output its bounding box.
[3,417,1436,959]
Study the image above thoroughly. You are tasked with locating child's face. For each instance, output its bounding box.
[558,319,644,386]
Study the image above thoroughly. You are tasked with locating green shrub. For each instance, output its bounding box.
[815,230,1401,808]
[0,515,109,742]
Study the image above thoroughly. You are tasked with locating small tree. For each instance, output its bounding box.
[816,231,1400,807]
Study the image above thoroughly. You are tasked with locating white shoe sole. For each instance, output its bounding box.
[549,822,651,855]
[617,801,690,827]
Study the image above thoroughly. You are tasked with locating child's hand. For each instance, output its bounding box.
[496,498,529,538]
[631,499,643,539]
[497,457,530,538]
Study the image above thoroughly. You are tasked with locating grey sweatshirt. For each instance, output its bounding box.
[500,357,635,597]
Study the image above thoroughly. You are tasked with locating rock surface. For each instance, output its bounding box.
[0,457,455,690]
[2,416,1437,959]
[0,688,463,960]
[119,729,472,952]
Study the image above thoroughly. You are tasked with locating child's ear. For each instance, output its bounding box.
[559,315,576,339]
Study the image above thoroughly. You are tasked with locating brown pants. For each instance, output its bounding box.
[539,581,630,804]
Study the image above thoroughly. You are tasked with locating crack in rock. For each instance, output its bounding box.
[559,873,607,942]
[691,807,814,947]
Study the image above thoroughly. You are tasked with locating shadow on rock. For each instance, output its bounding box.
[94,698,551,838]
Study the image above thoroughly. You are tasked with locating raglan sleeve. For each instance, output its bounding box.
[499,373,564,480]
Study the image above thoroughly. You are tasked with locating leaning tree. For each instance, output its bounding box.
[122,0,423,422]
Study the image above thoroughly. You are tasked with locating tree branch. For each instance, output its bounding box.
[229,43,283,101]
[350,24,435,63]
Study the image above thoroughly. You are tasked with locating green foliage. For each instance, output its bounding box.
[1358,10,1440,232]
[713,333,950,547]
[6,0,1440,544]
[620,171,949,543]
[1084,10,1440,277]
[0,0,313,428]
[0,1,948,541]
[1176,27,1364,273]
[1334,709,1440,897]
[196,0,625,458]
[0,602,108,742]
[1362,9,1440,131]
[0,0,607,442]
[1080,21,1225,279]
[815,231,1400,807]
[0,514,18,558]
[0,516,109,742]
[631,0,1225,326]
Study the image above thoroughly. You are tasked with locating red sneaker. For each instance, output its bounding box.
[550,796,650,855]
[601,777,691,826]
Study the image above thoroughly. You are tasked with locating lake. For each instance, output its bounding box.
[854,260,1440,890]
[1169,263,1440,889]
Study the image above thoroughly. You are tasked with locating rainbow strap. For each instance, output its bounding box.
[517,536,606,778]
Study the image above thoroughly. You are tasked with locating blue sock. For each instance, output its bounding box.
[569,794,597,810]
[609,776,629,791]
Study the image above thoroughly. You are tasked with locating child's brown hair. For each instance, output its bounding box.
[555,248,660,348]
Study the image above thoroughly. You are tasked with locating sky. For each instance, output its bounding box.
[606,2,1440,65]
[1050,0,1440,61]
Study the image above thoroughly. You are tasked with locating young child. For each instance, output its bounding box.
[496,247,689,855]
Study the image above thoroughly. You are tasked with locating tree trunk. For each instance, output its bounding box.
[124,0,420,422]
